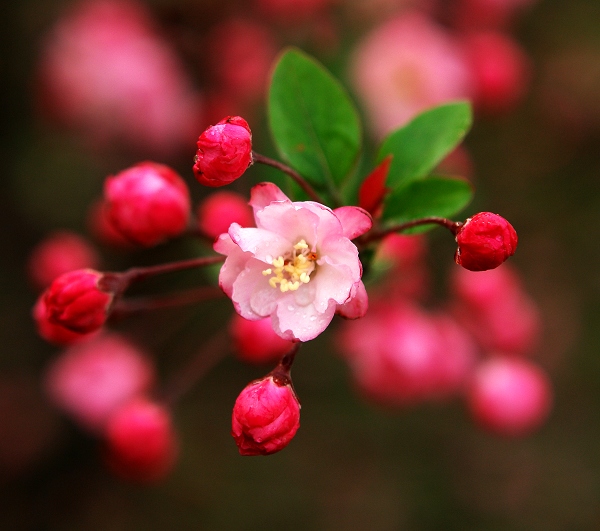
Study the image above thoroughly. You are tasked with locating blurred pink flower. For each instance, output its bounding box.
[45,333,155,433]
[214,183,371,342]
[37,0,202,155]
[350,11,473,138]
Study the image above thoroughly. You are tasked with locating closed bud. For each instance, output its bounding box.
[455,212,517,271]
[197,191,253,240]
[232,375,300,456]
[43,269,115,334]
[33,295,94,346]
[103,398,178,483]
[468,357,552,437]
[104,162,191,247]
[229,315,294,365]
[193,116,253,187]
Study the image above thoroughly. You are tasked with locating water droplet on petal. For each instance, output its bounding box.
[309,316,317,321]
[287,305,295,311]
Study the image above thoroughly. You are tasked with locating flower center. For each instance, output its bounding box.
[262,239,317,293]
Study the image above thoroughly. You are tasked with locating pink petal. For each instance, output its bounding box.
[228,224,291,262]
[249,182,290,216]
[214,233,252,298]
[231,259,279,319]
[312,260,355,311]
[318,236,363,280]
[336,280,369,319]
[255,202,320,247]
[272,298,337,342]
[333,206,373,240]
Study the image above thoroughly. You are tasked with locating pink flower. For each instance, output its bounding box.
[193,116,253,187]
[455,212,518,271]
[232,375,300,456]
[350,11,473,138]
[45,333,155,433]
[214,183,372,342]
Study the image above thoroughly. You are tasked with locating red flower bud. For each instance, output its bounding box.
[232,375,300,455]
[104,162,191,247]
[229,315,294,365]
[468,357,552,437]
[33,295,94,346]
[197,191,253,240]
[43,269,115,334]
[455,212,517,271]
[103,398,178,483]
[193,116,253,187]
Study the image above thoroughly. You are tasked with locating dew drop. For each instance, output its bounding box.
[309,316,317,321]
[287,305,295,311]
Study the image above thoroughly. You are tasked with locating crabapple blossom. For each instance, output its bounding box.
[197,191,253,240]
[229,314,294,365]
[43,269,116,334]
[193,116,253,187]
[350,11,473,137]
[28,231,100,291]
[36,0,202,155]
[455,212,518,271]
[45,333,155,433]
[104,162,191,247]
[214,183,371,342]
[103,398,178,482]
[232,375,300,456]
[468,356,552,436]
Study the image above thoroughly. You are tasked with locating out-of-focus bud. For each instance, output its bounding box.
[87,199,134,248]
[448,0,539,31]
[28,231,100,291]
[45,333,155,433]
[232,375,300,455]
[229,315,294,365]
[461,32,530,115]
[33,295,95,346]
[193,116,253,187]
[467,356,552,436]
[197,191,253,240]
[43,269,116,334]
[103,398,178,483]
[206,19,277,104]
[451,265,541,356]
[104,162,190,247]
[455,212,518,271]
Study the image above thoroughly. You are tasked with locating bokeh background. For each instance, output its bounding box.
[1,0,600,529]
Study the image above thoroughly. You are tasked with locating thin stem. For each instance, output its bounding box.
[358,217,463,246]
[161,329,230,406]
[269,342,300,387]
[252,151,324,204]
[122,255,225,284]
[111,286,224,318]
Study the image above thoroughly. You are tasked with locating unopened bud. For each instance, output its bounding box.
[104,162,191,247]
[193,116,253,187]
[232,375,300,456]
[455,212,517,271]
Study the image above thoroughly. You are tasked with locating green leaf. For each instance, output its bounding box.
[377,101,472,189]
[381,176,473,233]
[268,48,362,201]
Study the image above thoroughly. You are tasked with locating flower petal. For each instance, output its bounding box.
[228,224,291,262]
[336,280,369,319]
[272,298,337,342]
[255,202,320,246]
[249,182,290,216]
[333,206,373,240]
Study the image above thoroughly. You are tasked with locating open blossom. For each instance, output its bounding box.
[214,183,372,342]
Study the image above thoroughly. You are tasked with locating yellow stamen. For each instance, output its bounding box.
[262,239,317,293]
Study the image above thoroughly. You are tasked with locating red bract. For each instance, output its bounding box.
[229,315,294,365]
[45,333,155,433]
[197,191,253,240]
[468,357,552,436]
[104,162,191,247]
[103,398,178,483]
[43,269,115,334]
[28,231,100,291]
[232,376,300,456]
[193,116,253,187]
[455,212,518,271]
